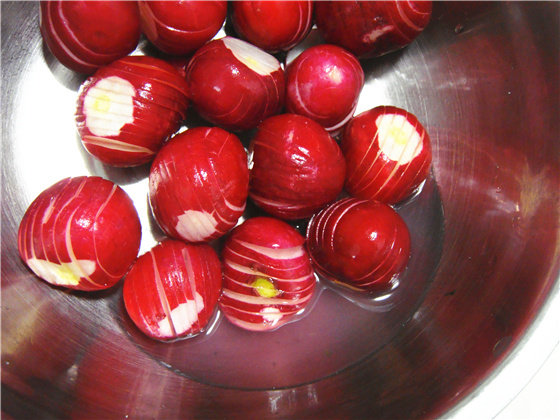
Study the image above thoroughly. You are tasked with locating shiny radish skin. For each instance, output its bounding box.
[306,198,410,293]
[138,0,227,56]
[149,127,249,244]
[249,114,346,220]
[123,239,222,341]
[314,0,432,59]
[185,36,285,132]
[17,176,142,291]
[40,1,141,74]
[285,44,364,132]
[231,0,313,53]
[342,105,432,204]
[75,56,189,167]
[219,217,316,332]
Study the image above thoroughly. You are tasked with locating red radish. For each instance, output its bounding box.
[249,114,346,220]
[314,0,432,59]
[40,1,141,74]
[285,44,364,133]
[306,197,410,292]
[231,0,313,53]
[166,57,190,79]
[219,217,316,332]
[185,36,285,132]
[17,176,141,291]
[342,105,432,204]
[149,127,249,243]
[137,0,227,56]
[123,239,222,340]
[75,56,189,167]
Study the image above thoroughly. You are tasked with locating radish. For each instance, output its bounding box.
[219,217,316,332]
[18,176,141,291]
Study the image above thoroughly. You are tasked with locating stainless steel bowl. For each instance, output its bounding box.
[2,2,559,418]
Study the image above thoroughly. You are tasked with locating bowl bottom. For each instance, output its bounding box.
[117,174,444,390]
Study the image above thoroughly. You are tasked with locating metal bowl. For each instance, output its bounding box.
[2,2,559,418]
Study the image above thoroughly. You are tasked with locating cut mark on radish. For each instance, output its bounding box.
[224,246,311,274]
[221,288,312,306]
[26,258,95,287]
[222,37,280,76]
[362,25,395,45]
[249,193,309,210]
[181,247,203,330]
[223,197,246,214]
[84,76,135,137]
[175,210,218,242]
[396,1,425,32]
[376,114,422,163]
[235,240,305,260]
[157,294,204,337]
[82,136,155,155]
[260,307,283,324]
[43,4,97,69]
[223,315,281,332]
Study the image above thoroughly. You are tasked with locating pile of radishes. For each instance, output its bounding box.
[20,0,433,340]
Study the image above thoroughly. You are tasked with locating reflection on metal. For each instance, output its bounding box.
[2,2,559,419]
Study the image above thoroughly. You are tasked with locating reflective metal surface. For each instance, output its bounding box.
[2,2,559,418]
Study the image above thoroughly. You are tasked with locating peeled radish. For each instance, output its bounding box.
[123,239,222,340]
[219,217,316,332]
[149,127,249,243]
[137,0,227,56]
[285,44,364,132]
[249,114,346,220]
[17,176,141,291]
[40,0,141,74]
[75,56,189,167]
[231,0,313,53]
[314,0,432,59]
[185,36,285,131]
[306,197,410,293]
[342,105,432,204]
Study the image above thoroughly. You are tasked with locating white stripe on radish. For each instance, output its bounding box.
[84,76,135,137]
[26,258,95,287]
[82,136,155,155]
[222,37,281,76]
[175,210,218,242]
[376,113,422,163]
[234,240,305,260]
[157,293,204,337]
[221,288,312,306]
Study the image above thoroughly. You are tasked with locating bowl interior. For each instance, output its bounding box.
[2,2,559,419]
